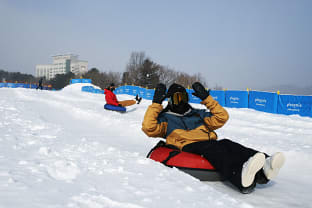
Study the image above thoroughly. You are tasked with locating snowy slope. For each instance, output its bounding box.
[0,84,311,208]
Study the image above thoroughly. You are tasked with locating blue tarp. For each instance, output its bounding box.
[225,91,249,108]
[277,94,312,117]
[249,91,278,113]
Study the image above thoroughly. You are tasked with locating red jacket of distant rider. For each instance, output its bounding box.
[104,89,119,106]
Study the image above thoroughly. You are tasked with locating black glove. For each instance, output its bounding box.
[192,82,210,100]
[153,83,167,104]
[118,104,122,107]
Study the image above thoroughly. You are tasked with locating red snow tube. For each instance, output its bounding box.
[147,141,222,181]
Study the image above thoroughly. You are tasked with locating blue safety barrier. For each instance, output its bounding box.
[130,86,140,96]
[145,89,155,100]
[70,79,92,84]
[71,79,82,84]
[0,83,7,87]
[225,90,249,108]
[79,84,312,118]
[124,85,131,95]
[94,89,104,94]
[210,90,226,106]
[187,89,201,104]
[7,83,17,88]
[277,94,312,117]
[249,91,278,114]
[16,83,25,88]
[81,86,94,92]
[0,83,52,90]
[91,88,98,93]
[116,85,125,94]
[138,88,146,99]
[81,86,103,94]
[81,79,92,83]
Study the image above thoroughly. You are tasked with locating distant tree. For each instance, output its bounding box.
[82,68,121,90]
[82,68,101,86]
[100,71,121,89]
[138,59,160,88]
[121,71,130,85]
[122,52,211,89]
[49,72,75,90]
[175,72,207,88]
[0,69,37,83]
[158,66,178,86]
[123,51,146,85]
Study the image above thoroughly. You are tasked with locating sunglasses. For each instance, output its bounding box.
[169,92,189,105]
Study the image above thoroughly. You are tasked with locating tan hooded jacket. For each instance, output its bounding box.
[142,96,229,150]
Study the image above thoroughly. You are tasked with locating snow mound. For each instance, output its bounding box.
[61,83,102,92]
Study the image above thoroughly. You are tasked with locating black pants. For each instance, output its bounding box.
[182,139,269,191]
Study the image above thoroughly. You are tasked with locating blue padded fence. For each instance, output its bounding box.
[81,86,104,94]
[249,91,278,114]
[277,94,312,117]
[70,79,92,84]
[111,85,312,118]
[0,82,52,90]
[225,90,249,108]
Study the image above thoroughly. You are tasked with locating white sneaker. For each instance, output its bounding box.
[263,152,285,180]
[241,153,265,187]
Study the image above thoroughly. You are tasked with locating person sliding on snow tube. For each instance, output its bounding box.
[104,83,142,107]
[142,82,285,194]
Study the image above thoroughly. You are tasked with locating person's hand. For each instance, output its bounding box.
[118,104,122,107]
[153,83,167,104]
[192,82,210,100]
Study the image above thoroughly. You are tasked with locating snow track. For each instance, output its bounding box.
[0,84,311,208]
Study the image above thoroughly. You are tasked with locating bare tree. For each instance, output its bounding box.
[158,66,178,87]
[123,51,146,85]
[82,68,121,90]
[122,51,213,89]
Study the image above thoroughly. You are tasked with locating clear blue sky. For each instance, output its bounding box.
[0,0,311,90]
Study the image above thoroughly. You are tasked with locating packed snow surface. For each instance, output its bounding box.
[0,83,311,208]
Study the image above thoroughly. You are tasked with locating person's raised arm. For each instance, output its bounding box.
[142,83,167,137]
[192,82,229,130]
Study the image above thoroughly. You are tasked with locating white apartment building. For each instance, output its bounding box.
[36,54,88,80]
